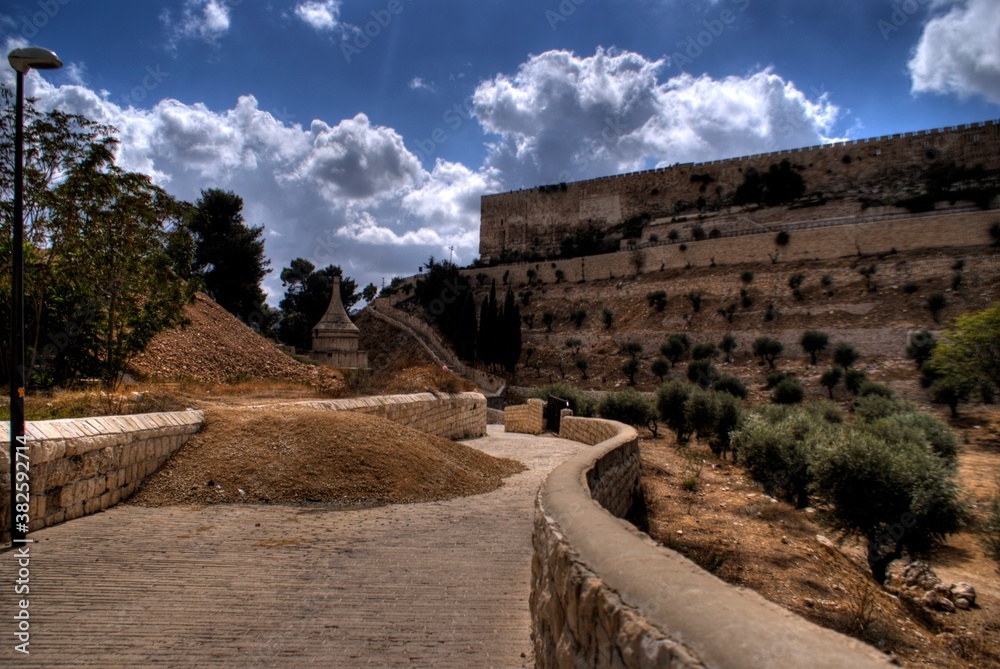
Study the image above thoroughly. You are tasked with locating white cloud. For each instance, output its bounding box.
[909,0,1000,104]
[294,0,343,32]
[161,0,233,47]
[409,77,435,92]
[473,48,839,186]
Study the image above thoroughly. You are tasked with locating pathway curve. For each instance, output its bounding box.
[1,427,578,669]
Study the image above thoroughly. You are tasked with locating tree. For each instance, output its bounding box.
[565,337,583,355]
[753,336,783,369]
[620,341,643,358]
[651,358,670,382]
[646,290,668,311]
[788,273,805,300]
[660,333,691,365]
[772,377,805,405]
[719,333,738,363]
[820,367,843,399]
[187,189,271,328]
[569,309,587,328]
[687,359,718,388]
[599,389,656,431]
[712,374,747,399]
[542,311,556,331]
[691,342,718,361]
[622,357,640,385]
[800,330,830,365]
[657,380,693,443]
[906,330,937,369]
[832,342,860,369]
[686,291,703,313]
[930,302,1000,400]
[278,259,360,351]
[602,307,615,329]
[576,357,589,380]
[361,283,378,303]
[927,293,947,323]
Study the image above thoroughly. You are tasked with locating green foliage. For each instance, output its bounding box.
[853,395,914,422]
[772,377,805,405]
[740,270,755,283]
[731,407,823,506]
[903,281,919,294]
[691,342,718,361]
[278,259,361,351]
[820,367,843,398]
[740,288,754,309]
[800,330,830,365]
[569,309,587,328]
[656,380,693,442]
[575,357,589,380]
[565,337,583,354]
[651,358,671,382]
[788,273,805,300]
[981,485,1000,569]
[858,264,878,293]
[859,411,959,465]
[684,388,742,458]
[858,381,895,399]
[622,357,641,385]
[833,342,861,369]
[712,374,748,399]
[599,388,656,429]
[621,213,651,239]
[753,336,783,369]
[560,223,611,259]
[931,302,1000,404]
[691,225,706,241]
[542,310,556,331]
[687,359,718,388]
[927,293,947,323]
[528,383,596,417]
[646,290,668,311]
[602,307,615,329]
[717,303,737,323]
[906,331,937,369]
[620,341,643,358]
[686,291,703,312]
[775,230,791,246]
[766,370,789,389]
[931,376,974,418]
[845,368,868,395]
[719,333,738,363]
[660,334,691,364]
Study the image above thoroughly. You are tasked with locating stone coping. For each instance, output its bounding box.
[539,417,895,668]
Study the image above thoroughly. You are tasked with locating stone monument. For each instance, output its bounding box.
[310,275,369,369]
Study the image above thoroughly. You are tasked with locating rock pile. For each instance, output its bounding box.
[892,560,977,613]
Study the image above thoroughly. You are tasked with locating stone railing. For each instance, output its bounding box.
[1,411,204,539]
[531,416,895,669]
[504,399,545,435]
[296,392,487,440]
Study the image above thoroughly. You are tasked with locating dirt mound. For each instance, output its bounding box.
[129,407,524,507]
[132,293,343,393]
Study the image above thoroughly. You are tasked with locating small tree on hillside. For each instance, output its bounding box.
[927,293,947,323]
[800,330,830,365]
[576,357,589,380]
[906,331,937,369]
[622,357,640,385]
[570,309,587,328]
[542,311,556,332]
[657,380,693,443]
[719,333,738,363]
[661,334,692,366]
[602,307,615,329]
[753,336,784,369]
[833,342,861,369]
[651,358,670,382]
[820,367,843,399]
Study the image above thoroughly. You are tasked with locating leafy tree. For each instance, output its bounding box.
[740,270,755,283]
[602,307,615,329]
[931,377,973,418]
[717,303,737,323]
[845,368,868,395]
[832,342,860,369]
[576,357,589,380]
[687,359,718,388]
[788,273,805,300]
[187,189,271,328]
[646,290,668,311]
[620,341,643,358]
[800,330,830,365]
[906,330,937,369]
[753,336,783,369]
[622,357,640,385]
[731,407,821,508]
[361,283,378,303]
[651,358,670,382]
[565,337,583,355]
[686,291,703,313]
[691,342,718,361]
[772,377,805,405]
[685,389,742,458]
[820,367,843,399]
[712,374,748,399]
[278,259,360,351]
[660,333,691,365]
[930,302,1000,401]
[569,309,587,328]
[528,382,596,417]
[719,333,738,363]
[927,293,947,323]
[599,388,657,432]
[656,380,693,443]
[542,310,556,331]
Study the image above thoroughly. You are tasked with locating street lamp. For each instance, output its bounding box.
[7,47,61,545]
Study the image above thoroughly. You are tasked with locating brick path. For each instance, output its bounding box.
[1,427,579,668]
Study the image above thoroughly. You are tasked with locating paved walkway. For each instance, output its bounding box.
[1,427,579,669]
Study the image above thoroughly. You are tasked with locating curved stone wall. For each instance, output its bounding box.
[531,416,895,668]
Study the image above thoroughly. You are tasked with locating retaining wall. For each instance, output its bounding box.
[1,411,204,539]
[531,416,895,668]
[298,392,487,440]
[505,398,545,435]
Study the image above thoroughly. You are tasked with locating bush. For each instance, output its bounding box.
[712,374,748,399]
[692,225,706,241]
[741,270,755,283]
[602,307,615,329]
[858,381,894,399]
[599,389,656,429]
[853,394,913,422]
[806,399,844,425]
[646,290,668,311]
[981,486,1000,569]
[620,341,643,358]
[622,358,640,385]
[740,288,753,309]
[811,426,965,583]
[656,380,693,442]
[687,359,718,388]
[570,309,587,328]
[719,333,738,363]
[753,336,784,369]
[651,358,670,382]
[820,367,843,398]
[905,331,937,369]
[927,293,947,323]
[861,411,959,465]
[691,342,718,361]
[833,342,861,369]
[731,408,822,507]
[684,389,742,458]
[776,231,790,246]
[576,357,589,380]
[660,333,691,364]
[766,370,789,389]
[903,281,919,294]
[527,383,596,417]
[844,368,868,395]
[772,377,805,405]
[687,291,703,312]
[800,330,830,365]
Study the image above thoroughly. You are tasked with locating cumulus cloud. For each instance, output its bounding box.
[473,48,838,186]
[164,0,233,46]
[294,0,343,32]
[909,0,1000,104]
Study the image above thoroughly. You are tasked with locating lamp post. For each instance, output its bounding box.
[7,47,61,545]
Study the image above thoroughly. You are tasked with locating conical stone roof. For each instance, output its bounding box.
[313,275,358,334]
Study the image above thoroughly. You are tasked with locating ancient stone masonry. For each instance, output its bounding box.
[297,392,487,440]
[310,275,369,369]
[481,120,1000,261]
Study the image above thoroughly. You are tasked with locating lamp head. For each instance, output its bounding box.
[8,47,63,74]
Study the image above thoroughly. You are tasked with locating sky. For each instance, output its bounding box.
[2,0,999,304]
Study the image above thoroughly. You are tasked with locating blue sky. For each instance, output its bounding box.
[3,0,999,302]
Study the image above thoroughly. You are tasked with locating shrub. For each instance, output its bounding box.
[576,357,589,380]
[740,288,753,309]
[853,394,913,422]
[766,370,789,389]
[684,389,742,458]
[981,485,1000,569]
[764,303,777,322]
[713,374,748,399]
[861,411,959,465]
[806,399,844,425]
[776,231,790,246]
[691,342,718,361]
[800,330,830,365]
[772,377,805,405]
[679,243,688,252]
[555,269,565,283]
[951,273,963,291]
[753,336,783,369]
[844,368,868,395]
[731,408,822,507]
[687,359,718,388]
[569,309,587,328]
[692,225,706,241]
[719,333,738,363]
[622,357,640,385]
[741,270,755,283]
[858,381,894,399]
[646,290,668,311]
[565,337,583,354]
[820,367,843,398]
[905,331,937,369]
[811,426,966,583]
[903,281,919,294]
[859,264,878,292]
[931,376,973,418]
[927,293,947,323]
[651,358,670,382]
[668,228,680,242]
[788,273,805,300]
[602,307,615,329]
[833,342,860,369]
[657,380,693,442]
[620,341,643,358]
[542,311,556,331]
[528,383,596,417]
[599,389,656,430]
[660,333,691,364]
[717,303,737,323]
[687,291,703,312]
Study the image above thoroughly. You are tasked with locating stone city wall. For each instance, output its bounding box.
[1,411,204,539]
[482,119,1000,260]
[299,392,487,440]
[504,398,546,435]
[531,416,896,668]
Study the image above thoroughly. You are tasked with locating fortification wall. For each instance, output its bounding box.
[0,411,204,539]
[297,392,487,440]
[481,120,1000,260]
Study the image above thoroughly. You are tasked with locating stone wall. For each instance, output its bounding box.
[0,411,203,539]
[487,408,506,425]
[298,392,487,440]
[482,119,1000,260]
[469,208,997,289]
[531,416,895,669]
[504,399,545,435]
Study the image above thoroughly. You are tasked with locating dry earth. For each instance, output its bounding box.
[641,407,1000,669]
[129,407,524,508]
